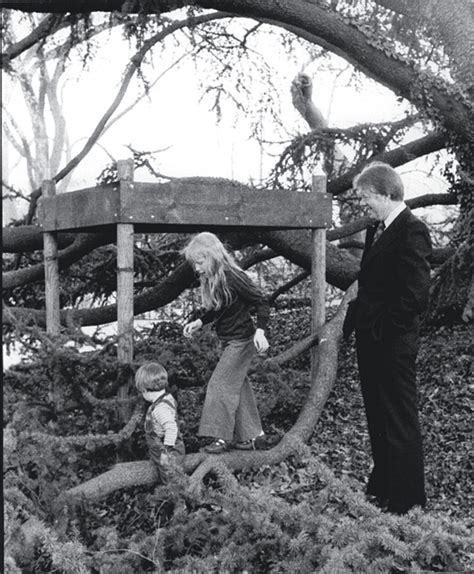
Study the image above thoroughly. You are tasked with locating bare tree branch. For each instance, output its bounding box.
[269,270,310,303]
[1,14,66,67]
[22,11,230,225]
[2,108,37,189]
[240,247,276,269]
[3,1,471,141]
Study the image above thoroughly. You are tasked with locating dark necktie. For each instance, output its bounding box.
[372,220,386,243]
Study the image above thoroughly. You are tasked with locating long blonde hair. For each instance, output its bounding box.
[182,232,241,310]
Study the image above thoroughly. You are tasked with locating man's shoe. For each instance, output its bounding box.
[366,494,389,510]
[203,439,229,454]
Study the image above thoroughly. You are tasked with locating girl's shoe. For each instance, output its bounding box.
[203,439,229,454]
[234,438,257,450]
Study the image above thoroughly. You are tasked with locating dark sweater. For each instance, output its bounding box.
[192,268,270,342]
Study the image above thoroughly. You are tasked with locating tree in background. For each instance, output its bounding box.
[2,2,473,570]
[3,0,471,320]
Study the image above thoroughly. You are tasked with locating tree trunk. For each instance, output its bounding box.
[52,282,356,514]
[291,72,365,257]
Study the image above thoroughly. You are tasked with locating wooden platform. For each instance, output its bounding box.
[39,180,332,232]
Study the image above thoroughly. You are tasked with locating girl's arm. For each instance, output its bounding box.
[188,307,216,326]
[230,269,270,352]
[183,307,216,337]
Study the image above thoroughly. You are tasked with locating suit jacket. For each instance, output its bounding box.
[345,207,431,341]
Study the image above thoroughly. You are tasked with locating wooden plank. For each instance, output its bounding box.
[310,170,327,380]
[40,185,119,231]
[116,160,135,368]
[121,181,332,229]
[117,223,134,366]
[116,161,135,420]
[42,180,60,335]
[40,179,332,231]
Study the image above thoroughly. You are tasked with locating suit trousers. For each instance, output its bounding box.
[356,328,426,513]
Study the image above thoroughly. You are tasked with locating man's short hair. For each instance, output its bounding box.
[353,161,404,200]
[135,362,168,393]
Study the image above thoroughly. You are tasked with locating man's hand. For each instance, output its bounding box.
[183,319,203,338]
[254,328,269,355]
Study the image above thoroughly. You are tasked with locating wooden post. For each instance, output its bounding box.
[42,180,60,335]
[311,167,327,379]
[116,160,135,408]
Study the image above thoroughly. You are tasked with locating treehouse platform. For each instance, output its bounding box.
[39,178,332,233]
[39,161,330,392]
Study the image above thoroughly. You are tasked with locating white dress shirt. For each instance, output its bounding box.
[384,202,406,229]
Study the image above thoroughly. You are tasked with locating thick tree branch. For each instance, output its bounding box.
[3,232,114,290]
[5,1,470,140]
[373,0,473,94]
[3,261,196,328]
[2,176,454,254]
[265,328,319,368]
[326,132,447,197]
[327,192,457,242]
[51,281,357,507]
[2,225,75,252]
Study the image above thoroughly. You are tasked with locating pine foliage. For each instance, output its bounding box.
[3,320,472,572]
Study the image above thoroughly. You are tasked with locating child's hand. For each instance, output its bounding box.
[254,328,269,355]
[183,319,203,338]
[160,452,171,466]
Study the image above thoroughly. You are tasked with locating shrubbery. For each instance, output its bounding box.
[4,312,473,572]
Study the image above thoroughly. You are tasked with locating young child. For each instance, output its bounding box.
[182,232,270,454]
[135,362,185,482]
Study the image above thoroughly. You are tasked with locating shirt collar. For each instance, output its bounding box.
[142,389,166,403]
[384,202,406,229]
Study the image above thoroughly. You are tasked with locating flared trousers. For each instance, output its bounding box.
[198,337,262,442]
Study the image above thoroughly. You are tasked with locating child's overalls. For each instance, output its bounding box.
[145,393,185,483]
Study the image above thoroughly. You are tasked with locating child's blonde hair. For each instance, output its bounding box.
[182,232,241,310]
[135,362,168,393]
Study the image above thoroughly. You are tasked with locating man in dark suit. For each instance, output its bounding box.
[344,162,432,514]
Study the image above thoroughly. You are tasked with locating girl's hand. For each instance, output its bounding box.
[254,328,269,354]
[183,319,203,338]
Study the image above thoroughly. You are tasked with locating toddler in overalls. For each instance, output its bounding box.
[135,362,185,483]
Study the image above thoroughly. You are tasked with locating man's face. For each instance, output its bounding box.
[357,185,390,220]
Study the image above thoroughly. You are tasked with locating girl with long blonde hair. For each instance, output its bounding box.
[183,232,270,454]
